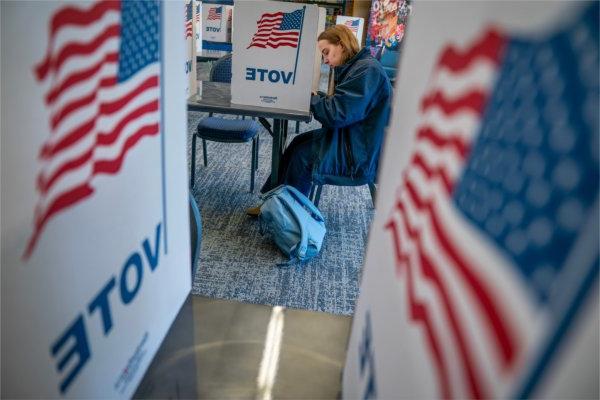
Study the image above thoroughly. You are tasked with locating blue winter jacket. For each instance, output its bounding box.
[310,47,392,185]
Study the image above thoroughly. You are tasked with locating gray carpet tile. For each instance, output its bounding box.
[188,63,372,315]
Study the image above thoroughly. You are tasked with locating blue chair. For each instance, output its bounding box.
[378,47,399,85]
[190,54,262,192]
[309,177,377,208]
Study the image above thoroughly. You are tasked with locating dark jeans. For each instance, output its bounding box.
[260,129,323,196]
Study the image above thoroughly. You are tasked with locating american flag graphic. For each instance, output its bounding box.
[207,6,222,21]
[247,9,304,49]
[384,3,598,398]
[195,3,201,23]
[25,0,161,259]
[344,19,359,34]
[185,1,193,39]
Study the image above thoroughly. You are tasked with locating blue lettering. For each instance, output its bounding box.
[246,67,256,81]
[281,71,293,84]
[257,68,268,81]
[87,277,116,335]
[120,253,143,305]
[185,60,192,74]
[359,311,377,400]
[206,27,221,32]
[143,223,161,272]
[268,70,280,83]
[50,222,163,393]
[244,67,294,85]
[51,315,91,394]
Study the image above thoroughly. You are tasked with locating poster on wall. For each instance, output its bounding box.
[366,0,411,80]
[335,16,364,47]
[344,1,598,399]
[231,0,321,111]
[1,1,191,398]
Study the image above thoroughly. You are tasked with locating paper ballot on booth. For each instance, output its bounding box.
[1,1,190,398]
[232,0,320,111]
[342,2,599,400]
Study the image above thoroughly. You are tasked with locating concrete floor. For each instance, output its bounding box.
[134,295,352,399]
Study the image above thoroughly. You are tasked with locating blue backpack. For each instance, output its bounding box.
[259,185,326,264]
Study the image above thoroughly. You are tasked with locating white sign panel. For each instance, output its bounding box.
[231,0,320,111]
[186,0,197,97]
[344,1,599,399]
[202,3,228,42]
[311,7,326,94]
[195,0,203,53]
[335,16,364,47]
[1,1,191,398]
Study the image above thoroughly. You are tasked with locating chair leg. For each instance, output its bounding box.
[190,134,197,188]
[202,139,208,167]
[368,183,377,208]
[250,138,256,193]
[295,120,300,133]
[309,184,315,201]
[314,184,323,207]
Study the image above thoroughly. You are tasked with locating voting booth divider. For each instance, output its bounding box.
[231,0,323,112]
[1,1,191,398]
[202,3,232,43]
[343,1,599,399]
[186,0,197,96]
[194,0,202,53]
[335,16,364,47]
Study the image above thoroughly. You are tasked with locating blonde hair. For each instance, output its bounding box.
[318,24,360,64]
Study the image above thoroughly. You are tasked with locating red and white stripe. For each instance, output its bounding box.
[25,0,160,258]
[247,11,299,49]
[186,4,193,39]
[384,28,539,398]
[345,20,359,33]
[207,7,221,21]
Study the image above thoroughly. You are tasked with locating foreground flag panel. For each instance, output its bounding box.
[1,1,191,398]
[343,2,598,399]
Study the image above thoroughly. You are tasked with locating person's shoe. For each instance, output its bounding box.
[246,205,261,217]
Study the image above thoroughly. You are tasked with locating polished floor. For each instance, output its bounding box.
[134,295,352,399]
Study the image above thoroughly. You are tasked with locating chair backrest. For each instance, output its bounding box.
[210,54,232,83]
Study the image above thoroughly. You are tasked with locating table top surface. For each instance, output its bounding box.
[187,81,312,122]
[196,50,229,61]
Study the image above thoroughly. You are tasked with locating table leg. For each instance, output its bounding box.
[271,119,282,187]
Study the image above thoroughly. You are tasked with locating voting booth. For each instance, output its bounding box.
[343,1,599,399]
[186,0,197,96]
[1,1,191,398]
[202,3,230,43]
[194,0,202,53]
[231,0,322,111]
[335,16,364,47]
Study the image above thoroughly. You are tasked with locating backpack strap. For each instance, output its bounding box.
[283,186,324,223]
[278,192,309,260]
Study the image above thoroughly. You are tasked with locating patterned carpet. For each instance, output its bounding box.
[188,63,373,315]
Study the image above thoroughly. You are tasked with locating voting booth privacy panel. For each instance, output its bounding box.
[186,0,197,97]
[1,1,190,398]
[194,0,202,53]
[231,0,320,112]
[344,2,598,399]
[202,3,231,43]
[335,16,364,47]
